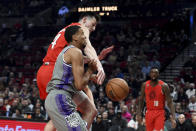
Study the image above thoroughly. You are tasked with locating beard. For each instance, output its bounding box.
[151,78,158,82]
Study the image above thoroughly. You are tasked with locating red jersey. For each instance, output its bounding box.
[145,80,165,110]
[43,23,81,63]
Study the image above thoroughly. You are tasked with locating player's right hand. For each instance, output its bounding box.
[96,67,105,85]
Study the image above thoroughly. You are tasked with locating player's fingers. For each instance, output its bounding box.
[104,46,114,53]
[108,45,114,51]
[96,71,102,85]
[106,45,114,52]
[97,71,105,85]
[98,74,104,85]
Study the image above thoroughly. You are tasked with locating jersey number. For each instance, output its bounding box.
[154,101,159,107]
[51,34,61,49]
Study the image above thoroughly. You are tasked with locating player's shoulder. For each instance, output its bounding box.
[159,80,168,86]
[143,80,151,86]
[68,47,82,54]
[142,81,148,87]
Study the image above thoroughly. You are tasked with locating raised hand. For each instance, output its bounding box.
[96,67,105,85]
[98,45,114,60]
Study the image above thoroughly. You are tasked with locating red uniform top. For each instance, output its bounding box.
[43,23,81,63]
[145,80,165,110]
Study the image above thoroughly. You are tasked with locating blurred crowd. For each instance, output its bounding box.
[0,0,196,131]
[0,0,53,17]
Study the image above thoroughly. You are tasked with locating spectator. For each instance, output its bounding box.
[186,83,195,99]
[98,105,106,116]
[187,115,196,131]
[176,88,188,103]
[96,91,108,105]
[27,98,34,111]
[107,101,114,110]
[149,56,161,69]
[111,110,127,130]
[4,98,11,116]
[12,109,23,118]
[102,111,111,131]
[33,108,44,120]
[21,98,31,117]
[108,107,115,121]
[141,61,151,78]
[188,96,196,112]
[170,84,178,101]
[127,115,138,130]
[175,103,183,118]
[92,115,105,131]
[9,99,20,116]
[121,105,132,122]
[0,98,6,116]
[181,68,195,83]
[174,114,191,131]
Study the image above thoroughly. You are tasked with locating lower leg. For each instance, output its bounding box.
[77,99,97,130]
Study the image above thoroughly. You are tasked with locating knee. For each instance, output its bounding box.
[44,120,56,131]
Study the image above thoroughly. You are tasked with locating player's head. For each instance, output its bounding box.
[149,67,159,81]
[78,12,100,33]
[64,25,86,50]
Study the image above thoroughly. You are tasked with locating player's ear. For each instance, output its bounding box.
[72,34,78,42]
[82,17,87,24]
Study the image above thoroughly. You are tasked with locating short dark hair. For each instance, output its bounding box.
[64,25,81,43]
[79,12,100,23]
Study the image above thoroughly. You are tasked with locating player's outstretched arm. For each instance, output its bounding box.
[81,26,105,85]
[162,83,176,128]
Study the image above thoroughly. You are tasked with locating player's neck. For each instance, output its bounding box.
[150,80,159,87]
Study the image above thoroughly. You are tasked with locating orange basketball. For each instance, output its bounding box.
[105,78,129,102]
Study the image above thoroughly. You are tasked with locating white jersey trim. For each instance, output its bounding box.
[62,45,74,68]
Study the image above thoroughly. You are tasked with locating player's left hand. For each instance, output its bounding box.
[170,115,176,128]
[136,114,143,125]
[97,67,105,85]
[98,45,114,61]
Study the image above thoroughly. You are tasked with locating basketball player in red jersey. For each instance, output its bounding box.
[37,12,113,131]
[137,67,176,131]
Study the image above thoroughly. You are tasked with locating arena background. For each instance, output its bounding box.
[0,0,196,131]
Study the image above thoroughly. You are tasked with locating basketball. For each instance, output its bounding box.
[105,78,129,102]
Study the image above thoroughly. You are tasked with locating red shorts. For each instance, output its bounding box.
[36,63,55,100]
[145,110,165,131]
